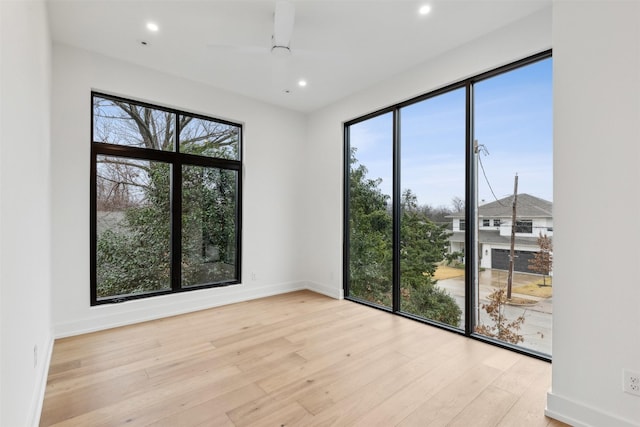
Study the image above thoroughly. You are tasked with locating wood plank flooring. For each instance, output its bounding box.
[40,290,568,427]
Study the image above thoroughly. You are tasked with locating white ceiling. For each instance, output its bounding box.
[47,0,551,113]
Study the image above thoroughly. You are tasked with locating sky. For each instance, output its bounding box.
[349,57,553,211]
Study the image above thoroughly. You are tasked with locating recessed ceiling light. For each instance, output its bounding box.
[419,5,432,15]
[298,80,307,87]
[146,22,159,32]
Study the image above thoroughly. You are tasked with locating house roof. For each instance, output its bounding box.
[447,193,552,219]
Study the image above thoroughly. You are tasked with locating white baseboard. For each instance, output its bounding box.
[54,281,307,338]
[54,281,345,339]
[305,280,343,299]
[29,332,54,427]
[546,391,640,427]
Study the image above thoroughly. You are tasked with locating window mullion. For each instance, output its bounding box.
[392,109,401,312]
[90,145,98,304]
[171,161,183,292]
[465,82,476,337]
[171,114,182,291]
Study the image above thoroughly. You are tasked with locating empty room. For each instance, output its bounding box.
[1,1,639,426]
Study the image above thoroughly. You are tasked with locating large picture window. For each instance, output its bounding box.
[91,93,242,305]
[344,52,552,359]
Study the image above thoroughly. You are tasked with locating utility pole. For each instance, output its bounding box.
[474,140,480,323]
[507,173,518,300]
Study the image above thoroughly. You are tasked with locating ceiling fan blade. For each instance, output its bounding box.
[270,55,291,89]
[273,1,295,48]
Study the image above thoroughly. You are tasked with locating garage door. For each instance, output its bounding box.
[491,249,536,273]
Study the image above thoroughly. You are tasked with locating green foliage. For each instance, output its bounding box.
[400,189,450,278]
[182,166,237,287]
[97,167,237,297]
[399,189,461,326]
[444,251,464,266]
[97,163,172,298]
[348,149,461,326]
[401,283,462,326]
[347,147,392,305]
[96,218,170,298]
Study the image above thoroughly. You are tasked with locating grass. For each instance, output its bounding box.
[433,265,465,280]
[512,280,553,298]
[433,264,553,299]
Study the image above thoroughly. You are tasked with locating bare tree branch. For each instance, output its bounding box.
[113,101,156,149]
[98,158,151,173]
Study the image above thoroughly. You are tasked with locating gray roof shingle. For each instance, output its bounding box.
[447,193,552,218]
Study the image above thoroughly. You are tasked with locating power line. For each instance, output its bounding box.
[476,144,506,207]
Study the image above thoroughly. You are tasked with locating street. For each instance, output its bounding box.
[437,270,552,355]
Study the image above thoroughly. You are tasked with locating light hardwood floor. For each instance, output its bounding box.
[40,290,568,427]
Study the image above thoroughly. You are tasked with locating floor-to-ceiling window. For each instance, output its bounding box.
[344,52,552,359]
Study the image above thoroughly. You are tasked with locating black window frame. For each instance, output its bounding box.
[343,50,552,362]
[515,219,533,233]
[90,92,242,305]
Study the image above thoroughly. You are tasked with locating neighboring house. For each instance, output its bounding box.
[448,194,553,273]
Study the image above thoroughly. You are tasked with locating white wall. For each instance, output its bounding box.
[0,1,53,426]
[51,44,308,336]
[302,7,552,298]
[546,2,640,426]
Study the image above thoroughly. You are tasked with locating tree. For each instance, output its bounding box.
[348,151,461,326]
[475,289,525,344]
[94,95,239,298]
[417,203,454,228]
[528,232,553,286]
[451,196,465,213]
[348,147,393,306]
[399,190,461,326]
